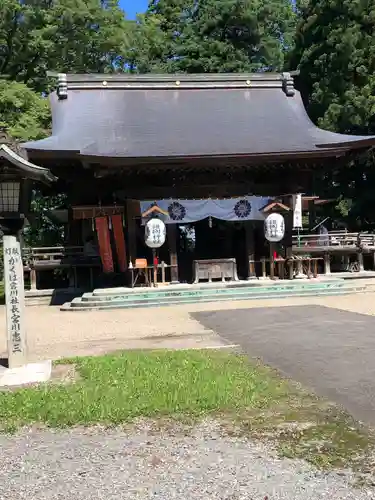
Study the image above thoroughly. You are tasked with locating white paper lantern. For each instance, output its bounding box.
[145,218,166,248]
[264,213,285,242]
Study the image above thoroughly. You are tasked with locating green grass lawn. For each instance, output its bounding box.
[0,349,374,474]
[1,350,287,427]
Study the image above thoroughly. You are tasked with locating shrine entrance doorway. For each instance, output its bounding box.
[177,219,259,283]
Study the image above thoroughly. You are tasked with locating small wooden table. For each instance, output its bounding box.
[130,263,178,288]
[193,258,239,284]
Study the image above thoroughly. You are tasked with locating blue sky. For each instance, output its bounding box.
[120,0,148,19]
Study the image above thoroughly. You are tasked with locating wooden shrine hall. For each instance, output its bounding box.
[21,71,375,289]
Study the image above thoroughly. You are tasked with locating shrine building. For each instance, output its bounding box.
[21,72,375,288]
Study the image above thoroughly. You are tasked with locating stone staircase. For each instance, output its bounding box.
[60,278,371,311]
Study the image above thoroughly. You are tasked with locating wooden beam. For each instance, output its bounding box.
[115,182,287,199]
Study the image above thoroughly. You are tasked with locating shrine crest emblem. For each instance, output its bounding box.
[168,201,186,221]
[234,199,252,218]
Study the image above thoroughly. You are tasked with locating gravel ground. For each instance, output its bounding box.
[3,291,375,361]
[0,420,374,500]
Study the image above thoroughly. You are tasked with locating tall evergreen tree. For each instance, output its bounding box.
[128,0,296,73]
[0,0,133,245]
[0,0,133,140]
[0,0,131,93]
[291,0,375,133]
[290,0,375,228]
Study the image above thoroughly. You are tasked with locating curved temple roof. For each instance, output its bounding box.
[22,72,375,160]
[0,144,56,183]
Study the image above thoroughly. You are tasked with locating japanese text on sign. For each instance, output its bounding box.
[4,246,22,353]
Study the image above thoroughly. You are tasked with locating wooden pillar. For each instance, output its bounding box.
[288,260,294,280]
[126,200,137,266]
[308,200,316,231]
[284,200,294,258]
[357,252,364,272]
[67,207,82,245]
[269,242,275,280]
[245,222,256,279]
[260,257,267,279]
[167,224,179,284]
[30,268,37,291]
[323,253,331,275]
[343,255,350,271]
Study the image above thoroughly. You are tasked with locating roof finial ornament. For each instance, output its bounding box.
[57,73,68,100]
[282,72,295,97]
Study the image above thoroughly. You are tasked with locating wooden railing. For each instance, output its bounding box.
[250,257,323,280]
[292,231,375,250]
[22,246,84,267]
[22,246,97,291]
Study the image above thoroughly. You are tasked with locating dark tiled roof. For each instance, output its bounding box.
[22,72,375,159]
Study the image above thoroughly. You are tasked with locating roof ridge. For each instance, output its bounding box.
[49,71,298,99]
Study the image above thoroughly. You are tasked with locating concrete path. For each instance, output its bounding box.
[2,292,375,361]
[194,304,375,425]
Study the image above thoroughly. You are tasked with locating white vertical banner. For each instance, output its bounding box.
[293,194,303,229]
[3,235,27,368]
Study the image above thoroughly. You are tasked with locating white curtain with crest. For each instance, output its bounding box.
[140,196,271,224]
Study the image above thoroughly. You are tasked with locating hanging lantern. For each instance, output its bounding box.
[264,213,285,242]
[145,217,167,248]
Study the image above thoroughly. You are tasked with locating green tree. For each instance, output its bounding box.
[0,79,50,140]
[129,0,296,74]
[290,0,375,228]
[0,0,133,249]
[0,0,131,92]
[24,192,68,247]
[291,0,375,132]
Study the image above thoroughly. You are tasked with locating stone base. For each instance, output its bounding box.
[0,360,52,387]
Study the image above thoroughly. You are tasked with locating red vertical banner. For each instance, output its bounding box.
[95,216,114,273]
[112,214,127,272]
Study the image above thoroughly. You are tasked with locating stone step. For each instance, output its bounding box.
[89,279,344,298]
[61,286,366,311]
[81,282,348,303]
[74,284,351,306]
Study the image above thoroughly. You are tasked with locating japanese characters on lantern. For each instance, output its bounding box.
[264,213,285,242]
[145,218,167,248]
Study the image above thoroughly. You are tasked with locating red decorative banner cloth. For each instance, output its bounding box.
[95,216,114,273]
[112,214,127,272]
